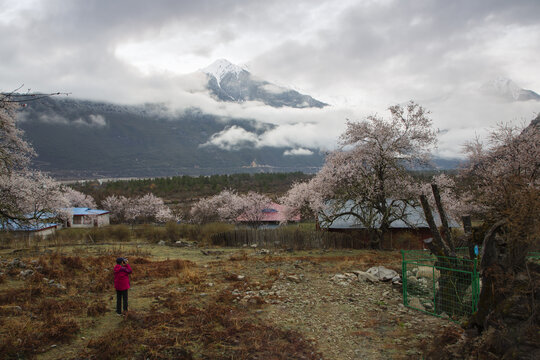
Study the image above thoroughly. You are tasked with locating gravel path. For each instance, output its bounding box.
[255,258,461,360]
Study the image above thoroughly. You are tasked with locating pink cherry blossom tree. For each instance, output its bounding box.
[190,190,271,227]
[1,96,71,227]
[283,101,437,248]
[428,120,540,359]
[102,195,129,223]
[461,121,540,220]
[190,190,243,224]
[0,99,35,174]
[236,191,272,227]
[103,193,173,224]
[62,187,97,209]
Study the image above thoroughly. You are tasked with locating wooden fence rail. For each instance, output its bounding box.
[211,229,372,250]
[211,228,425,250]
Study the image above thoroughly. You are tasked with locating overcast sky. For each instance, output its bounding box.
[1,0,539,158]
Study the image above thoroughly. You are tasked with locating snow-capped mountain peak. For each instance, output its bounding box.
[199,59,327,108]
[201,59,248,83]
[481,77,540,101]
[482,77,522,100]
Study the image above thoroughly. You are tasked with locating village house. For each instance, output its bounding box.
[236,202,300,228]
[0,220,59,238]
[66,207,110,228]
[318,200,459,249]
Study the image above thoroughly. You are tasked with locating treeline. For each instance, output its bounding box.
[71,172,314,206]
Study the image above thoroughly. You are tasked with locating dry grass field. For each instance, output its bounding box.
[0,242,461,359]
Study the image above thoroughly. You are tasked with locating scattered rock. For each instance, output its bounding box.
[53,283,67,290]
[250,244,258,248]
[356,271,379,283]
[157,240,166,245]
[408,297,425,311]
[331,274,349,282]
[173,240,195,247]
[9,258,26,268]
[366,266,398,281]
[287,275,302,283]
[407,276,418,286]
[0,305,22,315]
[201,250,224,256]
[258,249,270,255]
[19,269,34,278]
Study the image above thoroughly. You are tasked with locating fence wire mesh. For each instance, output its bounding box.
[402,250,479,321]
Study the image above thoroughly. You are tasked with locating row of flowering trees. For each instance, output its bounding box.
[102,193,173,224]
[189,190,271,226]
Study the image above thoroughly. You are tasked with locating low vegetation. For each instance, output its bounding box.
[0,239,456,359]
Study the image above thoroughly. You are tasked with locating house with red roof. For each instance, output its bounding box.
[236,202,300,228]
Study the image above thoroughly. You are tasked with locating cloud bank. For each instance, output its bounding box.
[1,0,539,158]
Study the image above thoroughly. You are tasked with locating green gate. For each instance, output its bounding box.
[401,250,480,320]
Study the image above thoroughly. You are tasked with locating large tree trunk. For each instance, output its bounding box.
[420,190,471,316]
[426,221,540,359]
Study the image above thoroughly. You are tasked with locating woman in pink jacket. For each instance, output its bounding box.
[114,257,132,315]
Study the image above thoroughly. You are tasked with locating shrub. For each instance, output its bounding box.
[107,225,131,242]
[200,222,235,245]
[61,255,84,269]
[135,224,167,243]
[165,221,180,241]
[86,227,107,242]
[175,267,205,285]
[87,300,108,317]
[42,316,80,343]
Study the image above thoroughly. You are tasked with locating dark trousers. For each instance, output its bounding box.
[116,290,128,314]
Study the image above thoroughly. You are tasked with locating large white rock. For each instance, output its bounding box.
[366,266,399,281]
[355,271,379,283]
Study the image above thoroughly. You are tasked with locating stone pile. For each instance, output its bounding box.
[330,266,402,286]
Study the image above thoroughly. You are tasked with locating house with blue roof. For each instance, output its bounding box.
[66,207,110,228]
[1,220,59,237]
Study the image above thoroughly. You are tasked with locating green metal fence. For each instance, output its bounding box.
[402,250,480,320]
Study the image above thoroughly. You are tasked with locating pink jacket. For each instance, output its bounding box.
[114,264,132,291]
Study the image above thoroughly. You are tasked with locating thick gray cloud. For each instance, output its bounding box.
[1,0,539,158]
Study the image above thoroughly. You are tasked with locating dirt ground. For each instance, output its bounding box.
[0,243,462,359]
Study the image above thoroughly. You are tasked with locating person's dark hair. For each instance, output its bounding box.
[116,257,124,264]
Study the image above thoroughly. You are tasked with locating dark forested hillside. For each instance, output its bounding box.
[16,97,325,179]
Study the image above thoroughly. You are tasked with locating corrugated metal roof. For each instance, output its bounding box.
[1,220,58,232]
[69,207,109,216]
[319,200,460,230]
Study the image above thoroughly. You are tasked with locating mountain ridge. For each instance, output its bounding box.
[200,59,328,108]
[481,77,540,101]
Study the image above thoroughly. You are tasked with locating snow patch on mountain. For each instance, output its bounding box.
[201,59,248,83]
